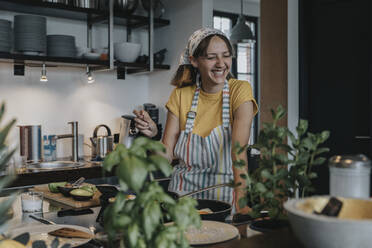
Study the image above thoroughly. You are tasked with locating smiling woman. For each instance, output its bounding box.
[133,27,258,215]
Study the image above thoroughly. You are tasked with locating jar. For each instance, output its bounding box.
[329,154,371,198]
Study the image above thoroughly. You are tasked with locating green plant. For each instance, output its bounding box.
[103,137,201,248]
[234,105,330,220]
[0,102,17,233]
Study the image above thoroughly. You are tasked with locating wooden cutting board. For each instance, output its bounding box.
[32,184,101,208]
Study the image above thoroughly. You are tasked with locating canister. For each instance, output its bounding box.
[329,154,371,198]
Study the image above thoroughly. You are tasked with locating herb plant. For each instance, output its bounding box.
[234,105,330,219]
[103,137,201,248]
[0,103,16,234]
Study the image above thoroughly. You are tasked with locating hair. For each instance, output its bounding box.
[170,34,235,88]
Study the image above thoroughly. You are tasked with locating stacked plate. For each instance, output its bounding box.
[0,19,12,53]
[47,35,76,57]
[14,15,46,55]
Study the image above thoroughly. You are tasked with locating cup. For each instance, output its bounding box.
[21,192,43,213]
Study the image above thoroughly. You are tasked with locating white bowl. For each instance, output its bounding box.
[284,196,372,248]
[83,52,100,60]
[114,42,141,63]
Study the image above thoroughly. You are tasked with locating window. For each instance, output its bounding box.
[214,11,258,145]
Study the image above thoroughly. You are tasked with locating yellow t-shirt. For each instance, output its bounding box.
[166,78,258,137]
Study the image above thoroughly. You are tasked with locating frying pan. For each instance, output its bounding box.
[166,183,232,222]
[96,183,233,224]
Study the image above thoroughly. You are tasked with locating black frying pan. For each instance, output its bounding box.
[167,191,232,222]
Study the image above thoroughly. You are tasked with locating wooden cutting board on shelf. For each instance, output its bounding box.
[32,184,101,208]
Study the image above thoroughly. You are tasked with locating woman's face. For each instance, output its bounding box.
[190,36,232,89]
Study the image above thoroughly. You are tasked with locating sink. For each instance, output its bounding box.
[27,161,85,171]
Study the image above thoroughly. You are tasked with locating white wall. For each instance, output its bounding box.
[0,10,150,158]
[148,0,211,125]
[0,1,210,160]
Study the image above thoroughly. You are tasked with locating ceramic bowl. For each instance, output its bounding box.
[83,52,101,60]
[284,196,372,248]
[114,42,141,63]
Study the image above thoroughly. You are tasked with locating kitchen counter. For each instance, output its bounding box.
[2,187,304,248]
[2,161,113,189]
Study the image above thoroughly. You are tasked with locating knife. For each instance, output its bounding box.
[29,214,56,225]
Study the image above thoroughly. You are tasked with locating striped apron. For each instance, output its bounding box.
[168,79,234,205]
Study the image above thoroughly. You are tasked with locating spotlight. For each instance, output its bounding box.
[86,66,94,84]
[40,63,48,82]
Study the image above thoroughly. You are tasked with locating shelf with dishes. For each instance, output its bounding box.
[0,0,170,79]
[0,0,170,28]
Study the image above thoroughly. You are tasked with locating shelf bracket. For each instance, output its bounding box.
[108,0,114,70]
[148,0,154,73]
[117,65,126,80]
[13,63,24,76]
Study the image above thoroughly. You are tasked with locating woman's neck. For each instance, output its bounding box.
[200,80,224,94]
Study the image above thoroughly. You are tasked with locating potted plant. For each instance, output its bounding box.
[102,137,201,248]
[234,105,330,232]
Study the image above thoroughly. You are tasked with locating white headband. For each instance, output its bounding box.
[179,27,232,65]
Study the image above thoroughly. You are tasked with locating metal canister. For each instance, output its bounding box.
[18,125,42,163]
[329,154,371,198]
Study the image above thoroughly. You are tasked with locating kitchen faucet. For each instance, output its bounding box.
[54,121,79,162]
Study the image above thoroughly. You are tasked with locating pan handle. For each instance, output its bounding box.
[179,183,231,199]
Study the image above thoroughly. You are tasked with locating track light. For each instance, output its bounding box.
[86,66,94,84]
[40,63,48,82]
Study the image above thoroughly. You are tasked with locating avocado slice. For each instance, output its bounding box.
[70,189,94,197]
[80,185,97,193]
[48,182,67,193]
[70,188,94,201]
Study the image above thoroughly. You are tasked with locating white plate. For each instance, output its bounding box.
[185,220,239,245]
[8,224,93,247]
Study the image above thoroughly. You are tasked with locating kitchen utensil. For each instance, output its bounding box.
[114,42,141,63]
[329,154,371,198]
[29,214,56,225]
[115,0,139,15]
[72,176,85,187]
[8,224,93,247]
[90,124,114,159]
[284,196,372,248]
[18,125,42,163]
[119,115,139,148]
[72,0,98,8]
[166,183,232,222]
[154,48,167,64]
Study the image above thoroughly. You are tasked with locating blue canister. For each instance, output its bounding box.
[43,135,57,161]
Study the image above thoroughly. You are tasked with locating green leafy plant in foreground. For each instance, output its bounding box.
[234,105,330,220]
[0,102,17,234]
[103,137,201,248]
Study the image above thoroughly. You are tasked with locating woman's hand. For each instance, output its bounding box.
[133,109,158,138]
[234,188,252,214]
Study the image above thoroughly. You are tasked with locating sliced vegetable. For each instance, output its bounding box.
[48,182,67,193]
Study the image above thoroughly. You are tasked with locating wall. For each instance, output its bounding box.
[0,1,209,160]
[0,9,149,159]
[148,0,212,125]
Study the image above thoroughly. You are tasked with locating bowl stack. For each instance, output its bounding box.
[0,19,12,53]
[47,35,76,57]
[14,15,46,55]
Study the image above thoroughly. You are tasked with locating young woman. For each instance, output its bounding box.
[134,28,258,213]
